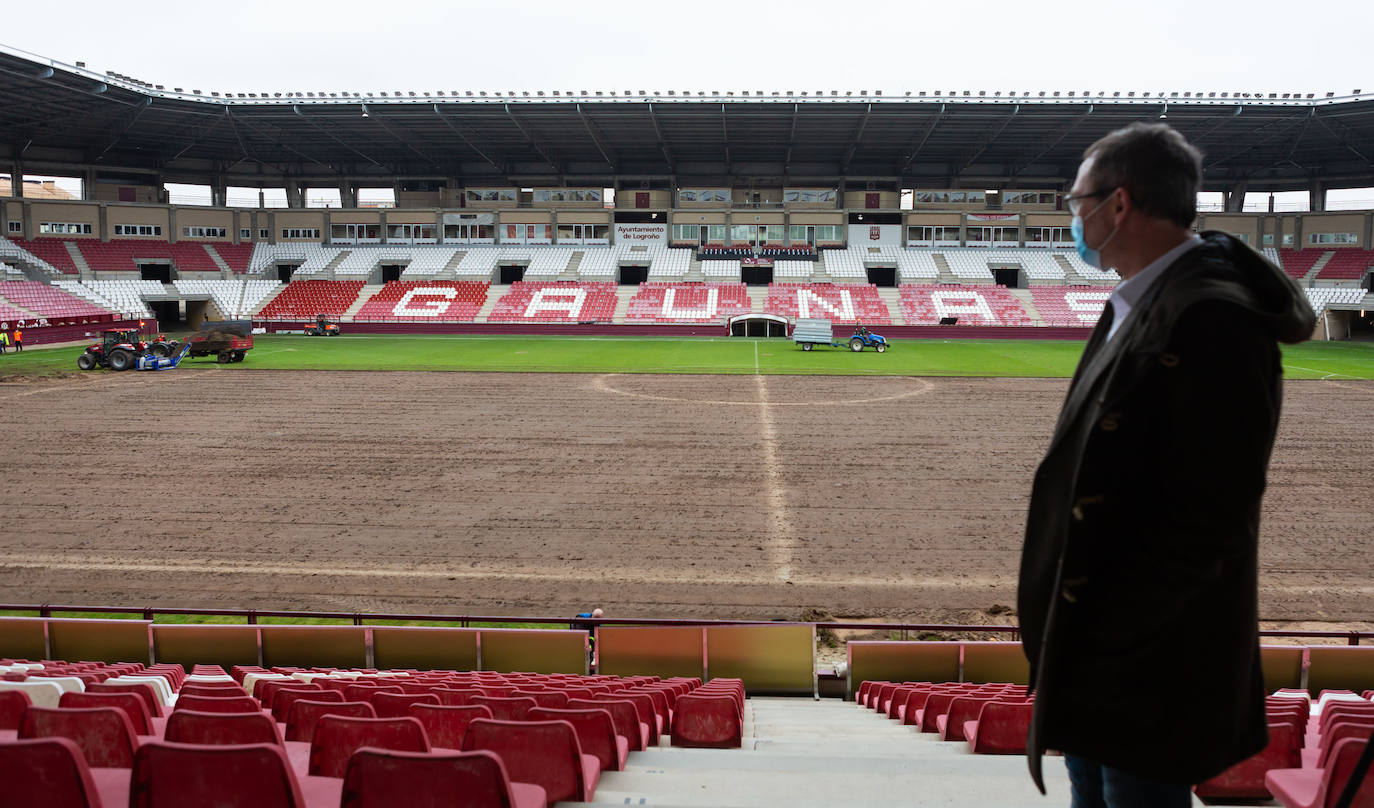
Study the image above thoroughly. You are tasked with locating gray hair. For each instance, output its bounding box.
[1084,122,1203,228]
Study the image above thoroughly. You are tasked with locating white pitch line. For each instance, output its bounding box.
[1282,363,1357,380]
[754,339,760,374]
[754,373,795,582]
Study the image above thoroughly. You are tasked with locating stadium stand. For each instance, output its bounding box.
[1058,250,1121,283]
[645,247,693,280]
[75,239,222,274]
[897,250,941,283]
[209,243,254,274]
[1306,286,1369,311]
[353,281,489,322]
[455,246,501,278]
[0,281,114,318]
[255,280,365,320]
[1316,249,1374,281]
[1028,286,1114,327]
[68,279,166,318]
[517,248,574,279]
[824,246,893,280]
[624,282,752,323]
[1279,249,1325,281]
[900,284,1033,326]
[5,238,80,274]
[941,250,997,282]
[1264,247,1284,272]
[487,281,618,323]
[172,278,283,318]
[1006,250,1068,283]
[774,259,818,279]
[699,260,742,280]
[765,283,892,324]
[250,242,336,275]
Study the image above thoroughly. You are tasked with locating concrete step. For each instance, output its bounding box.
[203,244,234,277]
[876,287,906,325]
[1006,288,1045,325]
[932,253,958,285]
[341,284,382,322]
[1306,251,1335,282]
[64,242,92,278]
[474,284,507,323]
[612,288,635,323]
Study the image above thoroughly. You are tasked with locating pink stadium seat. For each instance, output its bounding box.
[20,706,141,768]
[10,238,82,274]
[173,694,260,714]
[764,282,892,325]
[510,690,569,709]
[177,683,247,698]
[130,740,341,808]
[340,747,547,808]
[164,709,284,747]
[486,281,619,323]
[285,700,376,744]
[1027,286,1114,326]
[86,683,162,719]
[567,697,649,752]
[670,693,742,749]
[527,706,628,771]
[0,736,130,808]
[257,681,322,714]
[0,689,32,730]
[274,689,343,723]
[1278,248,1326,281]
[342,684,404,704]
[256,280,366,320]
[371,692,440,719]
[308,715,430,778]
[431,687,485,707]
[624,282,753,323]
[470,696,538,721]
[462,718,600,804]
[353,281,489,322]
[0,280,116,317]
[964,699,1034,754]
[60,692,154,736]
[938,695,997,742]
[209,243,254,274]
[900,284,1032,326]
[408,704,492,751]
[1266,737,1374,808]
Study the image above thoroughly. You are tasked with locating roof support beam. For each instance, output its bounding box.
[646,103,675,172]
[288,105,383,173]
[358,106,445,170]
[95,97,152,162]
[957,105,1018,173]
[784,103,799,172]
[840,104,872,174]
[1309,111,1374,169]
[433,105,505,174]
[576,104,617,170]
[1011,106,1090,178]
[230,112,336,174]
[899,105,945,174]
[720,104,731,171]
[504,104,560,172]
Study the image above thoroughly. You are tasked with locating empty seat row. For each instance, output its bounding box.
[624,282,751,323]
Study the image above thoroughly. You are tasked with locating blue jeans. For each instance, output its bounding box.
[1064,756,1192,808]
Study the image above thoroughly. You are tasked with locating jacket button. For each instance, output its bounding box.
[1099,413,1121,432]
[1159,352,1180,367]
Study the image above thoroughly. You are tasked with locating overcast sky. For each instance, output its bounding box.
[7,0,1370,96]
[5,0,1372,207]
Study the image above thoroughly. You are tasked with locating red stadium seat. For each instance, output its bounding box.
[470,696,537,722]
[87,683,162,719]
[1266,736,1374,808]
[285,700,376,744]
[60,692,154,736]
[164,709,284,747]
[340,747,547,808]
[0,689,32,730]
[173,694,260,714]
[670,693,742,749]
[275,689,344,723]
[408,704,492,751]
[964,700,1034,755]
[462,718,599,804]
[308,715,429,778]
[371,691,440,719]
[0,736,130,808]
[130,740,341,808]
[527,706,628,771]
[19,706,141,768]
[567,697,649,752]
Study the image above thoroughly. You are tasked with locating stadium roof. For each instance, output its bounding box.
[3,45,1373,193]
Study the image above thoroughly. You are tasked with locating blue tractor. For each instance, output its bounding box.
[847,324,889,353]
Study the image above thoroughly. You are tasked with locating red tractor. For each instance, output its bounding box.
[76,329,173,371]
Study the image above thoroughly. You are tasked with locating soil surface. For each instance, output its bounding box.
[1,369,1370,628]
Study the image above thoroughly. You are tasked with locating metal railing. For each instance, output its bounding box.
[1,603,1368,645]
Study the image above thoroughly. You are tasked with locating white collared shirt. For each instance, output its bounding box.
[1105,234,1203,341]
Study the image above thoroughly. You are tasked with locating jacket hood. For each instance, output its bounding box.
[1178,232,1316,344]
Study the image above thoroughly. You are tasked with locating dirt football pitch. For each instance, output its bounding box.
[1,369,1371,632]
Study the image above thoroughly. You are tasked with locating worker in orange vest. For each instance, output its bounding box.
[11,327,20,352]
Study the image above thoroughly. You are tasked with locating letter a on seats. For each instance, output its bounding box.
[931,290,997,324]
[662,287,718,320]
[525,287,587,319]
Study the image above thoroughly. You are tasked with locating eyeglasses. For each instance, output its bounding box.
[1064,188,1116,216]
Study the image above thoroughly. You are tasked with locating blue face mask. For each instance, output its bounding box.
[1071,195,1118,269]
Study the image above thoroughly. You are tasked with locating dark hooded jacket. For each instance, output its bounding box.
[1018,232,1315,789]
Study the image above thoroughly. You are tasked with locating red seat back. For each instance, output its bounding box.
[528,707,621,770]
[0,689,33,730]
[275,688,343,723]
[968,700,1033,754]
[308,715,430,778]
[568,698,643,752]
[341,747,535,808]
[0,736,103,808]
[1322,736,1374,807]
[603,693,658,743]
[432,687,483,707]
[513,690,570,709]
[343,684,404,704]
[463,718,589,804]
[285,699,375,743]
[60,691,154,735]
[165,709,283,746]
[670,694,742,749]
[130,741,306,808]
[264,684,324,719]
[409,704,492,751]
[471,696,537,721]
[179,684,248,699]
[19,705,140,768]
[371,692,440,719]
[174,694,260,714]
[87,682,161,718]
[941,696,996,742]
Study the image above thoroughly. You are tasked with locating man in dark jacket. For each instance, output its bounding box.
[1018,122,1315,806]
